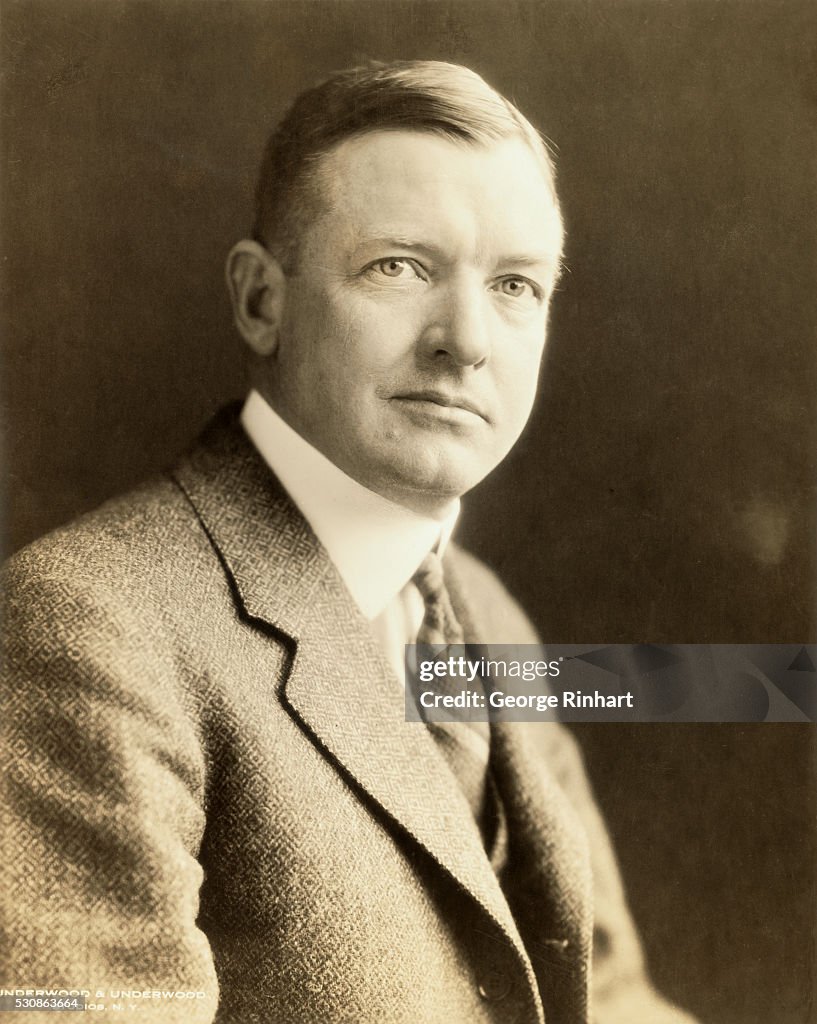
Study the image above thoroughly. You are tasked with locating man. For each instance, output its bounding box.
[2,61,697,1023]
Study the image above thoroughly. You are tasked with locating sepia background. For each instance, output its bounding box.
[2,1,815,1021]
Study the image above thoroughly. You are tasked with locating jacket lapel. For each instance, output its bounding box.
[283,579,539,975]
[171,408,540,1001]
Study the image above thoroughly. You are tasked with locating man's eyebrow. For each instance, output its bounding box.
[497,254,562,272]
[352,236,447,260]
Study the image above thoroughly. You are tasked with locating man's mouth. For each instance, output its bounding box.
[392,390,488,422]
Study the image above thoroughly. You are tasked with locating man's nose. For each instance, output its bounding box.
[419,279,491,367]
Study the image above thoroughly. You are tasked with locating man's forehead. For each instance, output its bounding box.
[321,127,554,194]
[312,129,563,260]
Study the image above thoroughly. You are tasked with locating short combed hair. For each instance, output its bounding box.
[253,60,560,272]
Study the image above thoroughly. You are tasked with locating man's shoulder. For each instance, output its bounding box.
[4,405,249,601]
[2,472,220,670]
[5,472,204,594]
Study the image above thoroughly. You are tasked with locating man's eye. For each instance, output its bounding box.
[368,258,424,280]
[495,276,539,301]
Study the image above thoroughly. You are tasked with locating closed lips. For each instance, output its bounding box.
[394,392,488,420]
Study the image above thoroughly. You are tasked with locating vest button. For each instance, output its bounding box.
[477,967,511,1000]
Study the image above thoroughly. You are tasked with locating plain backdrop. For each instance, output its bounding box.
[2,2,815,1022]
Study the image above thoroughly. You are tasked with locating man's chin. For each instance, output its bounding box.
[371,452,493,515]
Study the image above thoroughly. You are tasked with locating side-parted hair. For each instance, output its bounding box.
[253,59,561,272]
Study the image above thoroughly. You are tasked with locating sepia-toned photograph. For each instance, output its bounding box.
[2,2,815,1022]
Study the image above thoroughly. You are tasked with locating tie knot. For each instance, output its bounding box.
[413,551,464,647]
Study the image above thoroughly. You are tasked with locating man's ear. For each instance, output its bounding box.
[225,240,287,356]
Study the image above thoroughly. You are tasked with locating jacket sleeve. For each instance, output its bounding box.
[543,724,700,1024]
[1,560,219,1023]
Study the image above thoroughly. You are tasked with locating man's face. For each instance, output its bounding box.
[261,130,564,516]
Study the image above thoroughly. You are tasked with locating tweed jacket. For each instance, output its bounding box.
[1,408,697,1024]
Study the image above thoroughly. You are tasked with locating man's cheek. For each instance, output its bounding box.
[499,361,541,417]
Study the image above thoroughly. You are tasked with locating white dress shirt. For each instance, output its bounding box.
[240,390,459,681]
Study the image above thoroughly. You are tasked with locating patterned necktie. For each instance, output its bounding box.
[413,552,493,841]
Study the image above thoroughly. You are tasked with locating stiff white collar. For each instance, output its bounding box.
[240,390,459,620]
